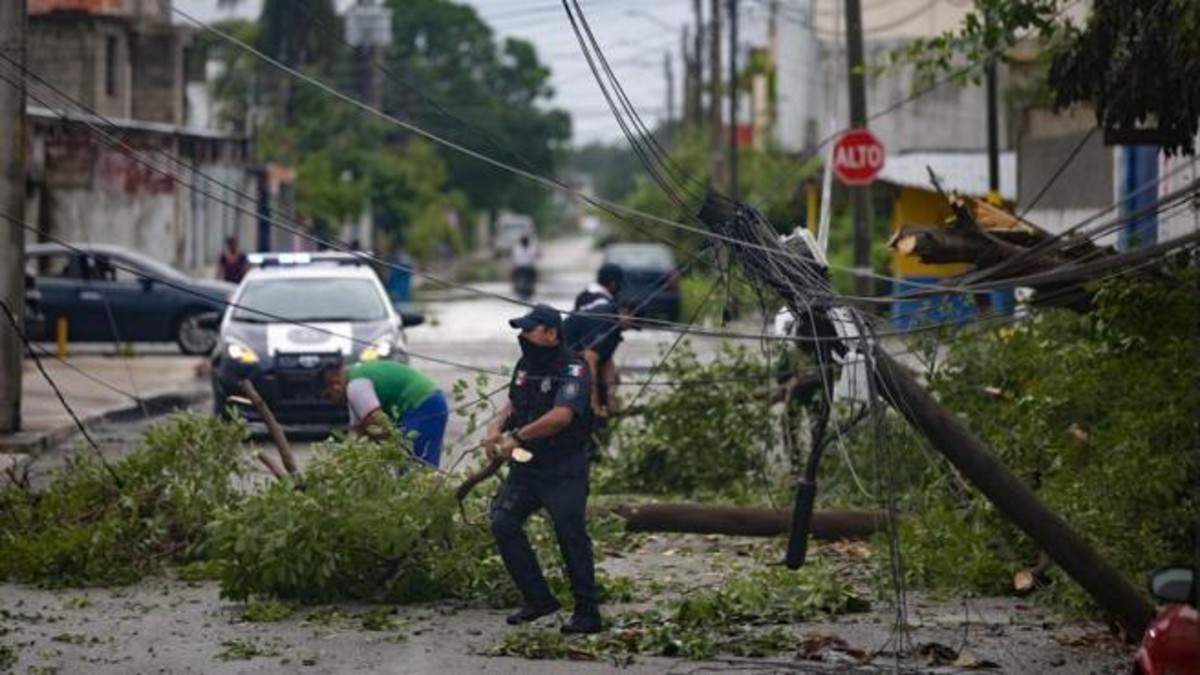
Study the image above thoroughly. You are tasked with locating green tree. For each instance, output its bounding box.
[206,0,540,259]
[385,0,571,222]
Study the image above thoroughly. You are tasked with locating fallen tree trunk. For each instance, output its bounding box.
[597,502,890,539]
[890,223,1073,278]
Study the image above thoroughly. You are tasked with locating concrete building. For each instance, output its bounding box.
[1016,105,1200,249]
[23,0,259,275]
[761,0,1002,154]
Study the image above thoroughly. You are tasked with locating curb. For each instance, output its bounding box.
[0,385,210,456]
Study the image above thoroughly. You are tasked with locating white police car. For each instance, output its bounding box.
[207,252,423,428]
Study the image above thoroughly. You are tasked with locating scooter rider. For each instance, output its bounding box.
[485,303,602,634]
[511,235,539,298]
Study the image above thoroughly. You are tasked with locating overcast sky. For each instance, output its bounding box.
[171,0,720,146]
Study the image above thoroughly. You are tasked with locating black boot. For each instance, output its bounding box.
[560,612,602,635]
[505,599,561,625]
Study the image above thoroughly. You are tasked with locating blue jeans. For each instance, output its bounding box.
[399,391,448,469]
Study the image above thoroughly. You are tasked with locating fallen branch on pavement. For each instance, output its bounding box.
[239,380,304,490]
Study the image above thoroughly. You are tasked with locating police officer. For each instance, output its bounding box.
[486,303,602,634]
[564,263,630,419]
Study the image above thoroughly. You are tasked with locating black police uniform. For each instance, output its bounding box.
[489,344,600,620]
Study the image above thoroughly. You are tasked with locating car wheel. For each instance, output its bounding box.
[176,310,217,355]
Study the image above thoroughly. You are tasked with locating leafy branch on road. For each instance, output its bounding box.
[489,562,868,663]
[0,414,247,586]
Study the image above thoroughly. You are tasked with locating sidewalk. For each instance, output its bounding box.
[0,355,210,455]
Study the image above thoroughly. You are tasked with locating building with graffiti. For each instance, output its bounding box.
[21,0,275,275]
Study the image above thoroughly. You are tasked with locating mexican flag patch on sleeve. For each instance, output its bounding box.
[567,364,586,378]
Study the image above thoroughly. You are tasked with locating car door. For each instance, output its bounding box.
[27,251,102,341]
[78,253,176,342]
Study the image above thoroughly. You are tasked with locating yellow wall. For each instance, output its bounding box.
[891,187,973,278]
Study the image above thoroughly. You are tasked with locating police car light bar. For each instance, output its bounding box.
[247,252,371,268]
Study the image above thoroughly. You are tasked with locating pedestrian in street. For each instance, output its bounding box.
[563,263,633,421]
[323,360,449,469]
[216,236,249,284]
[486,303,602,634]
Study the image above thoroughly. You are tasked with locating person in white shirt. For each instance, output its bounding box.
[511,235,540,298]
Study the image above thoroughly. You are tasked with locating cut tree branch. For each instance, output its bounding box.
[239,380,304,490]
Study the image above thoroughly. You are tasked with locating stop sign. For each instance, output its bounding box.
[833,129,885,185]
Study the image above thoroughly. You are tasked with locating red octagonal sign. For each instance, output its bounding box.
[833,129,885,186]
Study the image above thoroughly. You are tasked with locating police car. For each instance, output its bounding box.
[207,252,424,429]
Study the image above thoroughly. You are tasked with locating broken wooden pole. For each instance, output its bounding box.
[871,347,1155,636]
[251,449,287,482]
[239,380,304,490]
[600,502,890,539]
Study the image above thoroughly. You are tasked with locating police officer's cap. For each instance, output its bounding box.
[509,303,562,332]
[598,263,624,290]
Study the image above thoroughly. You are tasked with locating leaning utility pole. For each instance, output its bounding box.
[0,0,27,434]
[871,349,1155,635]
[694,193,1158,639]
[844,0,874,298]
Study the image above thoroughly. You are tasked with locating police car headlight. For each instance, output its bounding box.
[225,339,259,365]
[360,337,395,361]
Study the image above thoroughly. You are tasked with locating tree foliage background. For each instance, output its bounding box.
[202,0,570,258]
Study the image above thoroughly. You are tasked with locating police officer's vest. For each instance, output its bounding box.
[506,347,593,469]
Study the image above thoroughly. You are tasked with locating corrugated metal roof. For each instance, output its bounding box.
[27,105,244,141]
[876,150,1017,201]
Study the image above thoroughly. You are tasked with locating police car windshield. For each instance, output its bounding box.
[232,278,388,323]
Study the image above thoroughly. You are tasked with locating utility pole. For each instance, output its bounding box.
[664,50,675,125]
[984,5,1000,205]
[692,0,704,123]
[0,0,27,434]
[709,0,724,191]
[844,0,874,298]
[681,28,693,125]
[985,58,1000,204]
[727,0,739,200]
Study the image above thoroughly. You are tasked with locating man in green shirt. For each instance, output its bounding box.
[323,360,448,468]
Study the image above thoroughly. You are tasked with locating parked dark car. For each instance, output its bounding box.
[603,242,681,323]
[26,242,234,354]
[24,271,45,341]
